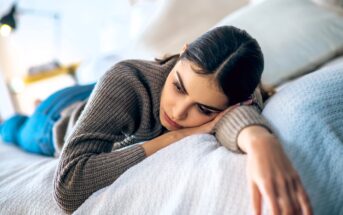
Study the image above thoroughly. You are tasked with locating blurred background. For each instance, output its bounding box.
[0,0,161,117]
[0,0,342,120]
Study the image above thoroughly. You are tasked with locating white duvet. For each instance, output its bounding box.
[74,135,253,215]
[0,134,254,215]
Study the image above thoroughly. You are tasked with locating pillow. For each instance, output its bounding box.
[213,0,343,86]
[262,62,343,214]
[131,0,250,57]
[319,55,343,69]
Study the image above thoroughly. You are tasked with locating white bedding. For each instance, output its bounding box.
[0,141,65,214]
[0,135,254,215]
[74,135,253,215]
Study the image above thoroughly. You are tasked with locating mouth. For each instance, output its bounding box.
[163,112,182,129]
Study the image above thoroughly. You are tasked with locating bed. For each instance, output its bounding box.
[1,0,343,214]
[1,61,343,214]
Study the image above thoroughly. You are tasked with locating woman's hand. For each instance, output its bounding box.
[238,126,313,215]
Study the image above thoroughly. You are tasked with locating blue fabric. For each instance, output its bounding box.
[0,83,95,156]
[262,63,343,215]
[0,114,28,144]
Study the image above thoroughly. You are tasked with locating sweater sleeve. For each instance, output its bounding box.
[53,63,147,214]
[214,88,272,154]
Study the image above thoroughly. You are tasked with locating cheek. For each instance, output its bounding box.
[161,84,176,108]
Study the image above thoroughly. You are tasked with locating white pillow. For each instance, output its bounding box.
[214,0,343,86]
[132,0,250,57]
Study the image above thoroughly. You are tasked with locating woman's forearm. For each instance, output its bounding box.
[142,128,197,156]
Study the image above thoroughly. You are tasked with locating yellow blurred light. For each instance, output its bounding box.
[0,24,12,37]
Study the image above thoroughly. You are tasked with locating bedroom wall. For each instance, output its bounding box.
[0,0,136,74]
[0,0,158,114]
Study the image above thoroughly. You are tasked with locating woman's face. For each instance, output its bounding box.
[159,59,229,131]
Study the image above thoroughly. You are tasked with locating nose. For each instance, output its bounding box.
[172,102,189,121]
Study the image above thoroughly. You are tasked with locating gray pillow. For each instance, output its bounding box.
[215,0,343,87]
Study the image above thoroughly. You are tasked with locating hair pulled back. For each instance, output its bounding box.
[180,26,264,105]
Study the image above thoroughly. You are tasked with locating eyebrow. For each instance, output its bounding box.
[175,71,225,112]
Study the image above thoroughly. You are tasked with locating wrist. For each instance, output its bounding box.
[142,128,195,157]
[237,125,274,153]
[177,127,201,138]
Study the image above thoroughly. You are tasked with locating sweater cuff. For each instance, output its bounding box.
[214,105,271,154]
[117,143,147,160]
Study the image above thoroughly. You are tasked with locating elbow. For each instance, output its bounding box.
[53,179,80,214]
[53,170,87,214]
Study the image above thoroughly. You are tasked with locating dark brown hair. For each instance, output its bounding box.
[157,26,272,105]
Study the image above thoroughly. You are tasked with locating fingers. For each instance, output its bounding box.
[241,99,253,105]
[295,177,313,215]
[261,181,280,215]
[287,176,302,214]
[249,181,262,215]
[277,176,300,215]
[267,174,313,215]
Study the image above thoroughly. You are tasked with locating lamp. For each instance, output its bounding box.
[0,3,62,70]
[0,4,17,36]
[0,3,70,91]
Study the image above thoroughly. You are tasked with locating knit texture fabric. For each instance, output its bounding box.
[262,63,343,215]
[53,56,269,213]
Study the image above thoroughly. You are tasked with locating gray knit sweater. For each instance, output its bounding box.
[53,56,269,213]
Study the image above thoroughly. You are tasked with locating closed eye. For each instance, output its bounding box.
[173,74,223,116]
[173,82,184,94]
[197,105,217,116]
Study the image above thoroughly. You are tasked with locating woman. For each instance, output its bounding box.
[0,26,312,214]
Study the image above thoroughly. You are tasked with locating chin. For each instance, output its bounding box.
[162,122,176,131]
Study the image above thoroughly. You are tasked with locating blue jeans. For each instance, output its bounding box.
[0,83,95,156]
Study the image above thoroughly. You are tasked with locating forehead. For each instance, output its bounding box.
[173,60,228,108]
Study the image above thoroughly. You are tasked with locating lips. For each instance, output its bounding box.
[164,112,182,129]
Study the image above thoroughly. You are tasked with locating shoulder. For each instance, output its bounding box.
[107,56,178,79]
[99,56,178,90]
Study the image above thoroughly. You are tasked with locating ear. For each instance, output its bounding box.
[180,43,189,55]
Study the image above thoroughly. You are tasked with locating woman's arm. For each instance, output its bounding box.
[54,63,151,213]
[142,111,226,156]
[238,126,313,215]
[213,88,312,214]
[142,129,193,156]
[214,88,272,153]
